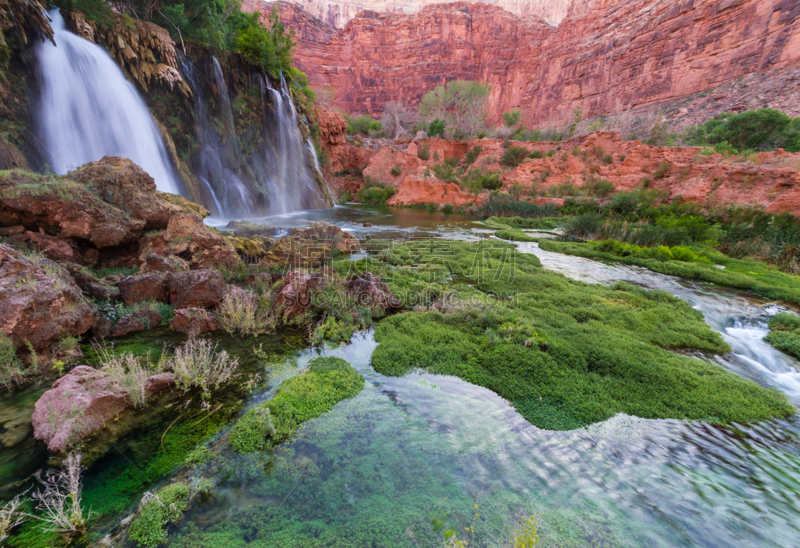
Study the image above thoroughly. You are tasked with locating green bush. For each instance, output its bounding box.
[129,483,191,547]
[428,118,446,138]
[684,108,800,152]
[417,144,431,161]
[653,161,672,180]
[346,114,381,136]
[356,177,396,205]
[460,167,501,193]
[584,177,615,198]
[500,146,530,167]
[464,145,482,166]
[390,165,403,177]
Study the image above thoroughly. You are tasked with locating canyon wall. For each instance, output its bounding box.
[247,0,800,126]
[250,0,571,28]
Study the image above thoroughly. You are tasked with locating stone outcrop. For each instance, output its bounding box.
[0,244,96,359]
[273,269,327,319]
[265,0,800,125]
[170,308,218,335]
[119,273,169,306]
[166,270,227,309]
[0,157,236,271]
[31,365,175,454]
[111,308,163,338]
[265,221,360,267]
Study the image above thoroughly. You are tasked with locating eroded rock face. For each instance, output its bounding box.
[139,213,239,269]
[110,308,163,338]
[273,269,326,320]
[31,365,175,454]
[119,273,169,306]
[166,270,227,309]
[266,0,800,125]
[0,244,96,357]
[170,308,219,335]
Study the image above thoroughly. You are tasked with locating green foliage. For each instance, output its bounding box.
[418,143,431,161]
[390,165,403,177]
[764,313,800,359]
[311,315,356,346]
[428,118,446,138]
[55,0,113,23]
[476,194,559,218]
[231,357,364,451]
[584,177,615,198]
[230,406,275,453]
[183,447,213,469]
[369,240,792,430]
[500,146,530,167]
[595,239,713,264]
[129,483,191,547]
[356,177,396,205]
[0,332,25,390]
[503,109,522,128]
[346,114,381,136]
[418,81,490,138]
[465,145,482,166]
[235,9,294,79]
[683,108,800,152]
[460,167,501,193]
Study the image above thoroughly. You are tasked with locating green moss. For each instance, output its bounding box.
[183,446,214,469]
[129,482,191,547]
[495,229,537,242]
[538,239,800,306]
[764,313,800,359]
[355,240,793,429]
[229,356,364,452]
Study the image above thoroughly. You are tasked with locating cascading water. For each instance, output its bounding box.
[35,9,180,194]
[179,56,330,218]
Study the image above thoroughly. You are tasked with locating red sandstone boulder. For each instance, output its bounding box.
[111,308,163,338]
[31,365,175,453]
[139,213,239,269]
[273,270,326,320]
[170,308,218,335]
[166,269,227,309]
[346,272,401,310]
[0,244,96,358]
[386,177,482,208]
[119,272,168,306]
[141,253,191,273]
[265,221,360,268]
[6,230,79,263]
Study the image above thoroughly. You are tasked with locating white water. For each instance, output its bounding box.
[35,10,180,194]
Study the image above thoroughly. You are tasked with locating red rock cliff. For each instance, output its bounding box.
[245,0,800,126]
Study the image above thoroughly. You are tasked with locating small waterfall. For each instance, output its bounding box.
[180,56,329,218]
[35,9,180,194]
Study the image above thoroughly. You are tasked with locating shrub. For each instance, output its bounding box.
[460,167,502,193]
[129,483,191,547]
[345,114,381,135]
[683,108,800,152]
[442,203,455,214]
[653,161,672,180]
[500,146,529,167]
[602,153,614,164]
[585,177,615,198]
[216,286,269,335]
[418,143,431,161]
[0,333,24,390]
[428,118,446,137]
[32,453,92,536]
[464,145,482,166]
[529,149,543,159]
[356,178,396,205]
[169,339,239,399]
[390,165,403,177]
[98,348,152,408]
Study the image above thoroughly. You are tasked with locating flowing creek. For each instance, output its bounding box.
[2,207,800,547]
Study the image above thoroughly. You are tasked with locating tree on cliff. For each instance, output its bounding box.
[418,81,490,139]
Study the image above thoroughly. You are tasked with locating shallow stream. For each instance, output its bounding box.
[3,206,800,547]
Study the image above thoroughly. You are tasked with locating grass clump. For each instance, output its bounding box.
[765,313,800,359]
[363,240,793,430]
[356,177,396,205]
[128,483,191,547]
[229,357,364,452]
[0,332,26,390]
[500,146,530,167]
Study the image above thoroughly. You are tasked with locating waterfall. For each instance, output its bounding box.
[180,56,330,218]
[35,9,180,195]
